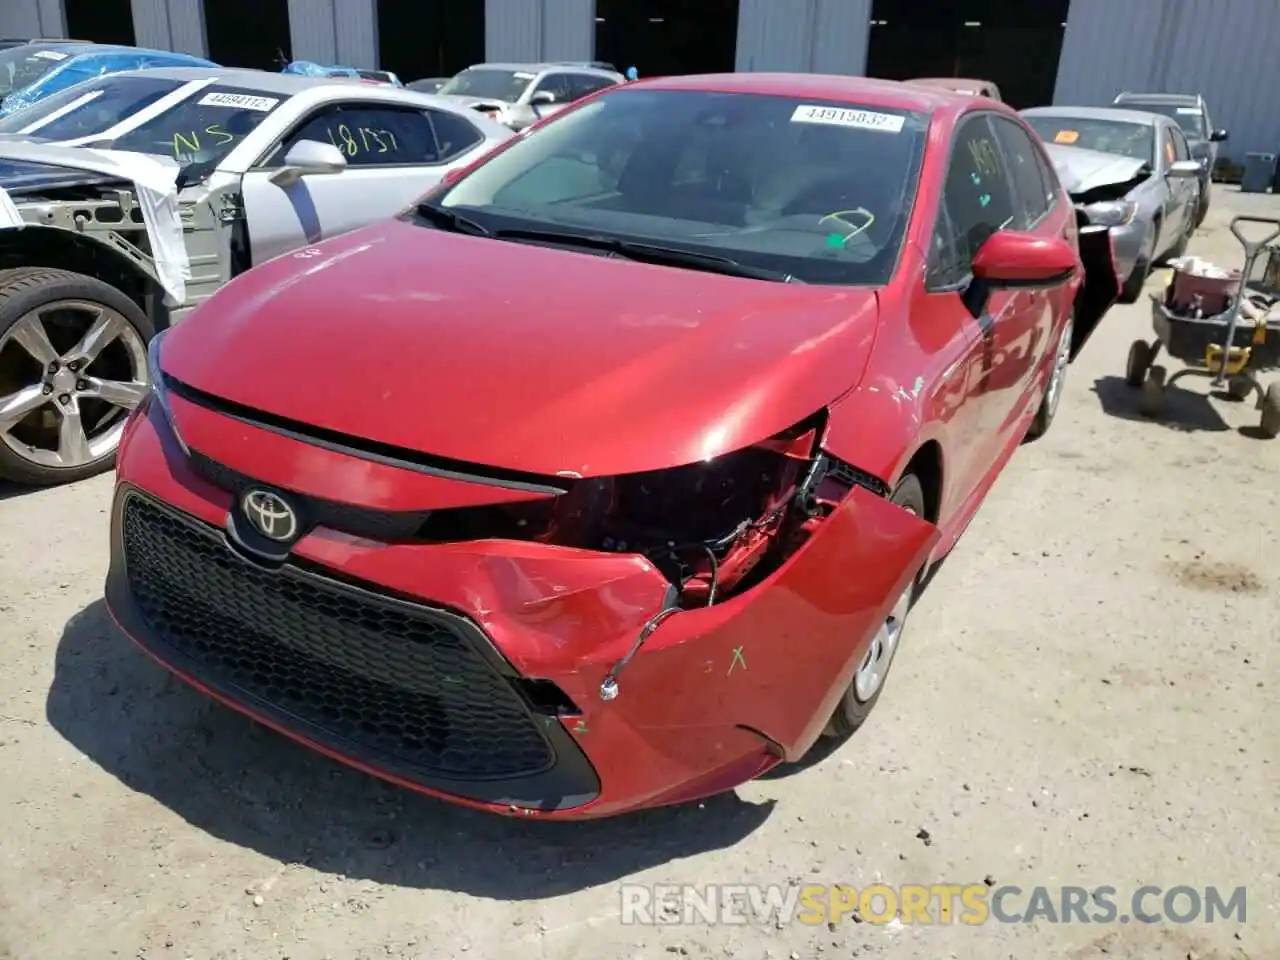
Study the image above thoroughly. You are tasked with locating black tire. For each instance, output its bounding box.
[1139,365,1167,418]
[1193,192,1209,229]
[1261,382,1280,438]
[823,474,926,739]
[1125,339,1153,387]
[1026,313,1073,441]
[1165,220,1192,262]
[1119,256,1151,304]
[0,267,153,487]
[1226,375,1253,402]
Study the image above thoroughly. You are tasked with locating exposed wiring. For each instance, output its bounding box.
[702,544,720,606]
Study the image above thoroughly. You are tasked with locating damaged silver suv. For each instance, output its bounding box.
[0,67,511,486]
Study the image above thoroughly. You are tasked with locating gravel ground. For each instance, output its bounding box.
[0,187,1276,960]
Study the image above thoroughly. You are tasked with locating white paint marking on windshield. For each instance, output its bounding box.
[31,50,68,61]
[790,104,905,133]
[62,77,222,146]
[17,89,105,135]
[1177,107,1200,114]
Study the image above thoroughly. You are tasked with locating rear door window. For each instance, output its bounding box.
[568,73,617,101]
[991,115,1054,229]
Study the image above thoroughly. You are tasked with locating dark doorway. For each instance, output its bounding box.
[378,0,484,83]
[64,0,135,46]
[596,0,739,78]
[204,0,292,69]
[867,0,1070,109]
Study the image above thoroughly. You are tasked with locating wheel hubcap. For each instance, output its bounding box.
[0,300,148,469]
[1043,318,1073,418]
[854,505,919,703]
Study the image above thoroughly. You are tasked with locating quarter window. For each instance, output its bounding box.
[271,104,440,166]
[927,114,1017,288]
[426,108,483,161]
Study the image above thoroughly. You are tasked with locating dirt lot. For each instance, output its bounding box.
[1,188,1277,960]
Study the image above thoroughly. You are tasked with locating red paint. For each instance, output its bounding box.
[108,74,1110,819]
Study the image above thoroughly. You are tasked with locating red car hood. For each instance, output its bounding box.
[163,220,881,477]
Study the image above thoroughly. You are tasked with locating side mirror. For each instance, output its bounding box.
[530,90,556,106]
[1210,129,1229,143]
[269,139,347,187]
[1167,159,1202,178]
[963,230,1076,318]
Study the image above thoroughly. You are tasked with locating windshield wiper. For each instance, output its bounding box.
[492,228,801,283]
[413,201,490,236]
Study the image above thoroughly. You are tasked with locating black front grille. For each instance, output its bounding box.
[120,494,556,781]
[187,451,432,542]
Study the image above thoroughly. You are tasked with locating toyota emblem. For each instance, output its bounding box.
[240,489,299,542]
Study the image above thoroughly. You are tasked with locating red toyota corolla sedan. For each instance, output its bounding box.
[105,74,1118,819]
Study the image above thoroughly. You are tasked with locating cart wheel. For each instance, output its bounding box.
[1226,375,1253,402]
[1261,383,1280,438]
[1125,339,1152,387]
[1140,365,1167,418]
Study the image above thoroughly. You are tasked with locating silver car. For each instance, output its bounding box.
[1022,106,1202,303]
[0,67,512,486]
[434,62,624,131]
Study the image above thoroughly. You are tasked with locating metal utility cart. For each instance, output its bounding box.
[1125,216,1280,437]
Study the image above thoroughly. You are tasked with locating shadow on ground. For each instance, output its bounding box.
[1091,375,1233,432]
[46,601,774,898]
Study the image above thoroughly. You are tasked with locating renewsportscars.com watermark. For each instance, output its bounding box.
[620,883,1247,927]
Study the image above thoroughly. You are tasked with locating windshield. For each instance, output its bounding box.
[107,86,286,166]
[1025,116,1155,164]
[430,89,927,286]
[0,74,182,139]
[438,68,534,101]
[0,46,69,97]
[1128,102,1206,139]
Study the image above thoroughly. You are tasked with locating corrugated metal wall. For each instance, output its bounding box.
[484,0,593,63]
[284,0,375,67]
[1056,0,1280,159]
[735,0,870,73]
[130,0,206,56]
[0,0,65,37]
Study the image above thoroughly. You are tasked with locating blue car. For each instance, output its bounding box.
[0,43,217,116]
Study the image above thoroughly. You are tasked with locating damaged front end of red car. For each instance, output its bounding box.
[107,392,939,819]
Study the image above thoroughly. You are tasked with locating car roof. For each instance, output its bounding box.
[908,77,993,90]
[106,66,356,94]
[629,72,984,114]
[1115,92,1201,105]
[1022,105,1163,126]
[463,62,621,78]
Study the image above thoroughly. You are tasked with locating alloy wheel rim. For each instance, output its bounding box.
[0,300,148,469]
[1043,317,1073,418]
[854,506,918,703]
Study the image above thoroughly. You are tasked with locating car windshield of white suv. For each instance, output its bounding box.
[1024,116,1155,164]
[437,68,533,102]
[0,45,68,98]
[422,88,928,286]
[1131,103,1206,140]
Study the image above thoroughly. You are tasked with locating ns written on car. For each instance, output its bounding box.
[0,73,288,180]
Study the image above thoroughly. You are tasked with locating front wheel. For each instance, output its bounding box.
[0,268,153,487]
[1025,313,1073,440]
[823,474,926,738]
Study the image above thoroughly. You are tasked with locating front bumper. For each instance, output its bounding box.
[105,397,936,819]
